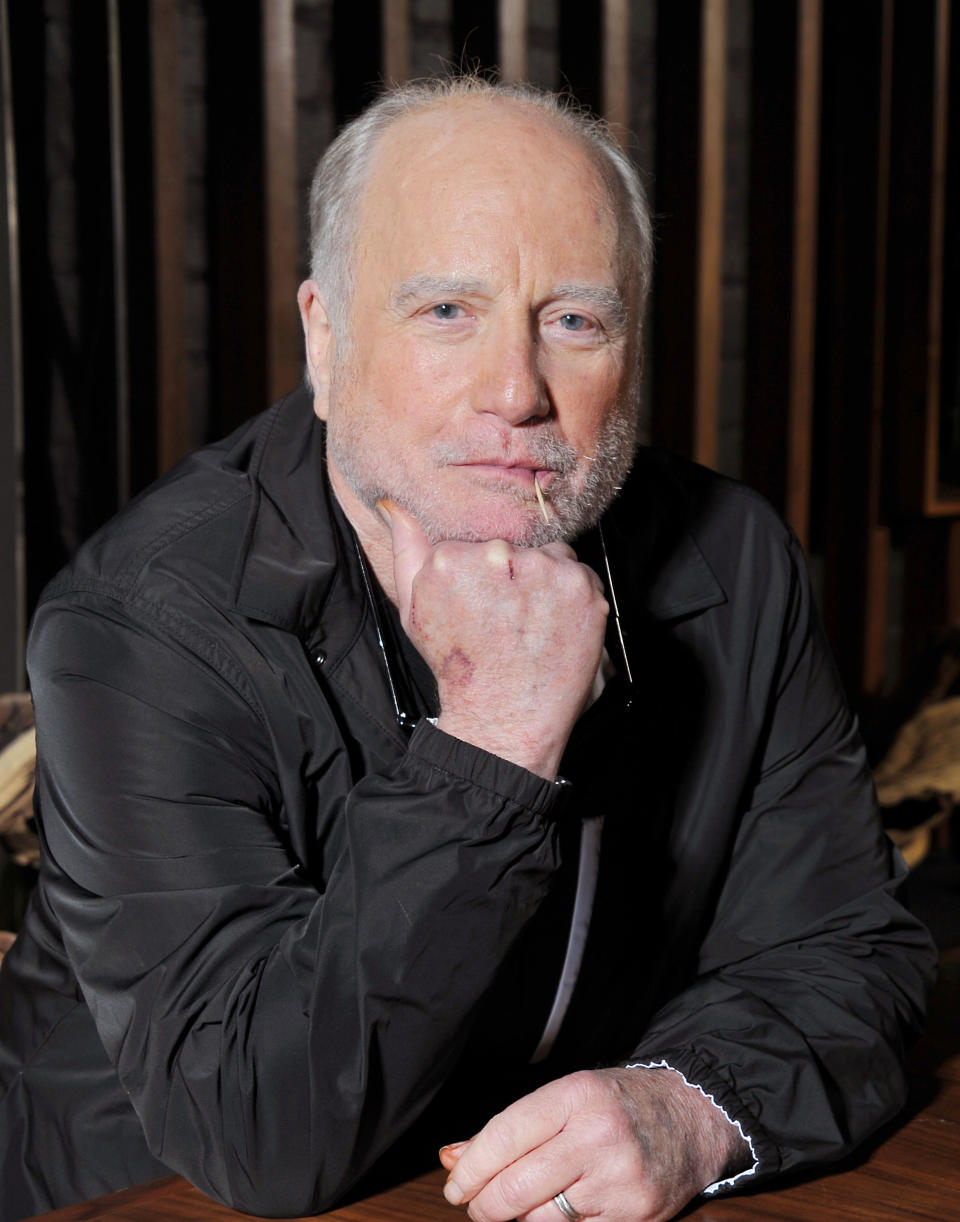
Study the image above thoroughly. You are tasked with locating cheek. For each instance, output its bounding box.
[369,342,473,423]
[553,362,627,440]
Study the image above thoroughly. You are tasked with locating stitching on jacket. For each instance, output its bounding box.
[409,750,555,817]
[37,582,268,728]
[124,489,253,589]
[230,401,282,608]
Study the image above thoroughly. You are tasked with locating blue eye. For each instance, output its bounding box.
[559,313,588,331]
[431,303,462,319]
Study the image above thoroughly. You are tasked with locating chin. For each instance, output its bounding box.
[348,467,592,547]
[420,504,582,548]
[423,514,543,548]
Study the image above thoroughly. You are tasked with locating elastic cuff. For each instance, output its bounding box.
[625,1059,760,1195]
[407,719,562,817]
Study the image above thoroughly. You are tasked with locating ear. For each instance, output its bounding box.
[297,279,335,421]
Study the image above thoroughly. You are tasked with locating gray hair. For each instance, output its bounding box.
[307,75,654,336]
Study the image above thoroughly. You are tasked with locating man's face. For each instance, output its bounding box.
[310,99,640,547]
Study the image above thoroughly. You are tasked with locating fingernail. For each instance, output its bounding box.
[439,1142,465,1169]
[443,1181,464,1206]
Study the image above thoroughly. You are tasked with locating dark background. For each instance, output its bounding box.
[1,3,959,933]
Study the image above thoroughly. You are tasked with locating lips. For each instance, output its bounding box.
[451,462,555,490]
[451,459,550,470]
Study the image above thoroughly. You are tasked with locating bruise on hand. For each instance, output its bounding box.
[439,646,476,688]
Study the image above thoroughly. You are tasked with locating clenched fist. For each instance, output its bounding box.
[438,1065,752,1222]
[380,500,608,780]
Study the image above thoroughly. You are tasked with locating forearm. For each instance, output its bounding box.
[43,694,561,1217]
[627,877,936,1181]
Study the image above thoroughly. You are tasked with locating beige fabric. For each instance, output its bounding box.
[875,695,960,868]
[875,696,960,807]
[0,727,38,867]
[0,693,39,869]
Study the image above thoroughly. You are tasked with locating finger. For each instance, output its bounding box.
[459,1138,588,1222]
[444,1078,582,1206]
[377,499,432,620]
[439,1141,470,1171]
[517,1183,594,1222]
[538,541,578,562]
[535,546,605,598]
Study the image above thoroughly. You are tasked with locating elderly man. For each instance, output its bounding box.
[0,77,935,1222]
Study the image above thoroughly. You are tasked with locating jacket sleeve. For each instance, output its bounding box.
[27,593,563,1217]
[626,525,937,1187]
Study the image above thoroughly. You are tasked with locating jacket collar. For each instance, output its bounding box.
[229,392,726,639]
[230,387,345,641]
[644,531,725,620]
[600,446,727,622]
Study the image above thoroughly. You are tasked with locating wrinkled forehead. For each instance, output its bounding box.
[358,97,632,275]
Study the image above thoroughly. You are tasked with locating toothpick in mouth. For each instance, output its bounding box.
[533,473,550,523]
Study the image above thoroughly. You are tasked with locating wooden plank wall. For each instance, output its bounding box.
[0,0,25,692]
[2,0,957,739]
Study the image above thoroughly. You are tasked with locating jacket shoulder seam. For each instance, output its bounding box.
[122,488,253,590]
[35,580,269,727]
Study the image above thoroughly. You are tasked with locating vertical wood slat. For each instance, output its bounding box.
[106,0,130,506]
[896,1,959,678]
[382,0,410,85]
[788,0,821,545]
[863,0,895,698]
[695,0,725,470]
[499,0,527,83]
[925,0,950,510]
[815,0,894,708]
[150,0,188,473]
[207,6,269,434]
[262,0,300,403]
[0,0,25,689]
[651,0,726,467]
[602,0,629,134]
[743,0,821,549]
[887,0,955,514]
[918,0,947,508]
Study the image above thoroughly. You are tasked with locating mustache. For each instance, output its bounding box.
[430,432,579,473]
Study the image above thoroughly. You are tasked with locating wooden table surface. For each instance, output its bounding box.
[29,955,960,1222]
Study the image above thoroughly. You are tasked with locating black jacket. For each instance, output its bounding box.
[0,389,936,1219]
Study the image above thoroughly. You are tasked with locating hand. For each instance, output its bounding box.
[438,1066,750,1222]
[381,501,608,779]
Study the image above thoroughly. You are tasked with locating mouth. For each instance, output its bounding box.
[450,461,557,491]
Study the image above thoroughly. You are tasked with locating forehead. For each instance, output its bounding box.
[354,98,625,292]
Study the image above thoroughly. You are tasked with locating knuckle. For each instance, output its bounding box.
[488,1114,524,1161]
[592,1108,629,1150]
[485,539,513,563]
[495,1168,536,1215]
[567,1069,604,1103]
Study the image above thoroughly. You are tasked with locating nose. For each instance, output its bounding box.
[473,320,550,424]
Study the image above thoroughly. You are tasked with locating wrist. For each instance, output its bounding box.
[617,1064,753,1193]
[622,1061,757,1193]
[434,711,567,780]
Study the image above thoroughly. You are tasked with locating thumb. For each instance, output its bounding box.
[438,1140,470,1171]
[377,498,432,620]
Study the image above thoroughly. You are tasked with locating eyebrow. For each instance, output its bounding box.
[390,275,490,312]
[389,274,629,331]
[552,284,629,331]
